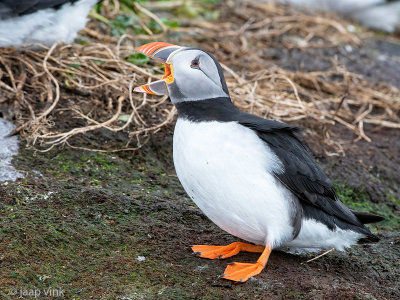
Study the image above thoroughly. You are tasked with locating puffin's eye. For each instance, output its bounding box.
[190,58,200,69]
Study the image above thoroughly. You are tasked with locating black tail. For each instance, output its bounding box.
[351,210,384,224]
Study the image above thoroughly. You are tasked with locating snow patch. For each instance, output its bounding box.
[0,118,23,182]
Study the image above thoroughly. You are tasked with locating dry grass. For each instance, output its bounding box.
[0,0,399,153]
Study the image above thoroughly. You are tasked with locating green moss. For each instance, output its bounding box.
[334,183,400,230]
[2,120,398,299]
[127,53,149,65]
[0,141,202,298]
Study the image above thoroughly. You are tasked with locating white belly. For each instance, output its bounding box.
[173,118,297,248]
[281,219,363,253]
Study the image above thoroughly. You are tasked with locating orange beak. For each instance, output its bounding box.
[134,42,181,95]
[136,42,179,62]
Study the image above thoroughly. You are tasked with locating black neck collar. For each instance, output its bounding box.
[175,97,240,122]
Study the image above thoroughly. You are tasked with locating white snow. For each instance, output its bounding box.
[0,118,23,182]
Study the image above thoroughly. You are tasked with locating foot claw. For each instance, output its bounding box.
[192,251,201,256]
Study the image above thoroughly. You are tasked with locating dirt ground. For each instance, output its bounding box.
[1,2,400,300]
[0,123,399,299]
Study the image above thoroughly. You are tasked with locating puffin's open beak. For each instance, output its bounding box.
[133,42,181,95]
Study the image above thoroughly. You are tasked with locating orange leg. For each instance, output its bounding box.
[221,245,272,282]
[191,242,265,259]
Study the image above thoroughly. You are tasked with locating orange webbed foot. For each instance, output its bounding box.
[192,242,272,283]
[191,242,264,260]
[221,262,264,282]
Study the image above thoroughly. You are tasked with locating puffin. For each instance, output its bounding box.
[134,42,384,283]
[0,0,98,47]
[272,0,400,33]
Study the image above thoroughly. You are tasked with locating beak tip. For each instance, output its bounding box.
[133,86,144,93]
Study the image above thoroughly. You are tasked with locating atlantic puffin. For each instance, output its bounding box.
[134,42,383,282]
[0,0,98,47]
[272,0,400,33]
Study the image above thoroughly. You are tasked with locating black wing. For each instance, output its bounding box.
[175,97,380,240]
[237,112,368,229]
[0,0,78,19]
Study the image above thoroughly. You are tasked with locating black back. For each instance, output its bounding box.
[0,0,79,19]
[176,97,380,242]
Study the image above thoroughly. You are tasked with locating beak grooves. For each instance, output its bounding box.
[134,84,156,95]
[136,42,177,57]
[134,80,168,95]
[134,42,181,95]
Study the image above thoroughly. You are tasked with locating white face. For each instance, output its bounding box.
[166,49,229,104]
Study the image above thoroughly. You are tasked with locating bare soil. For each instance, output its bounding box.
[0,118,399,299]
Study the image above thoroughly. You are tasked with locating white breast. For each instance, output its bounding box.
[173,118,365,252]
[173,118,297,248]
[0,0,97,47]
